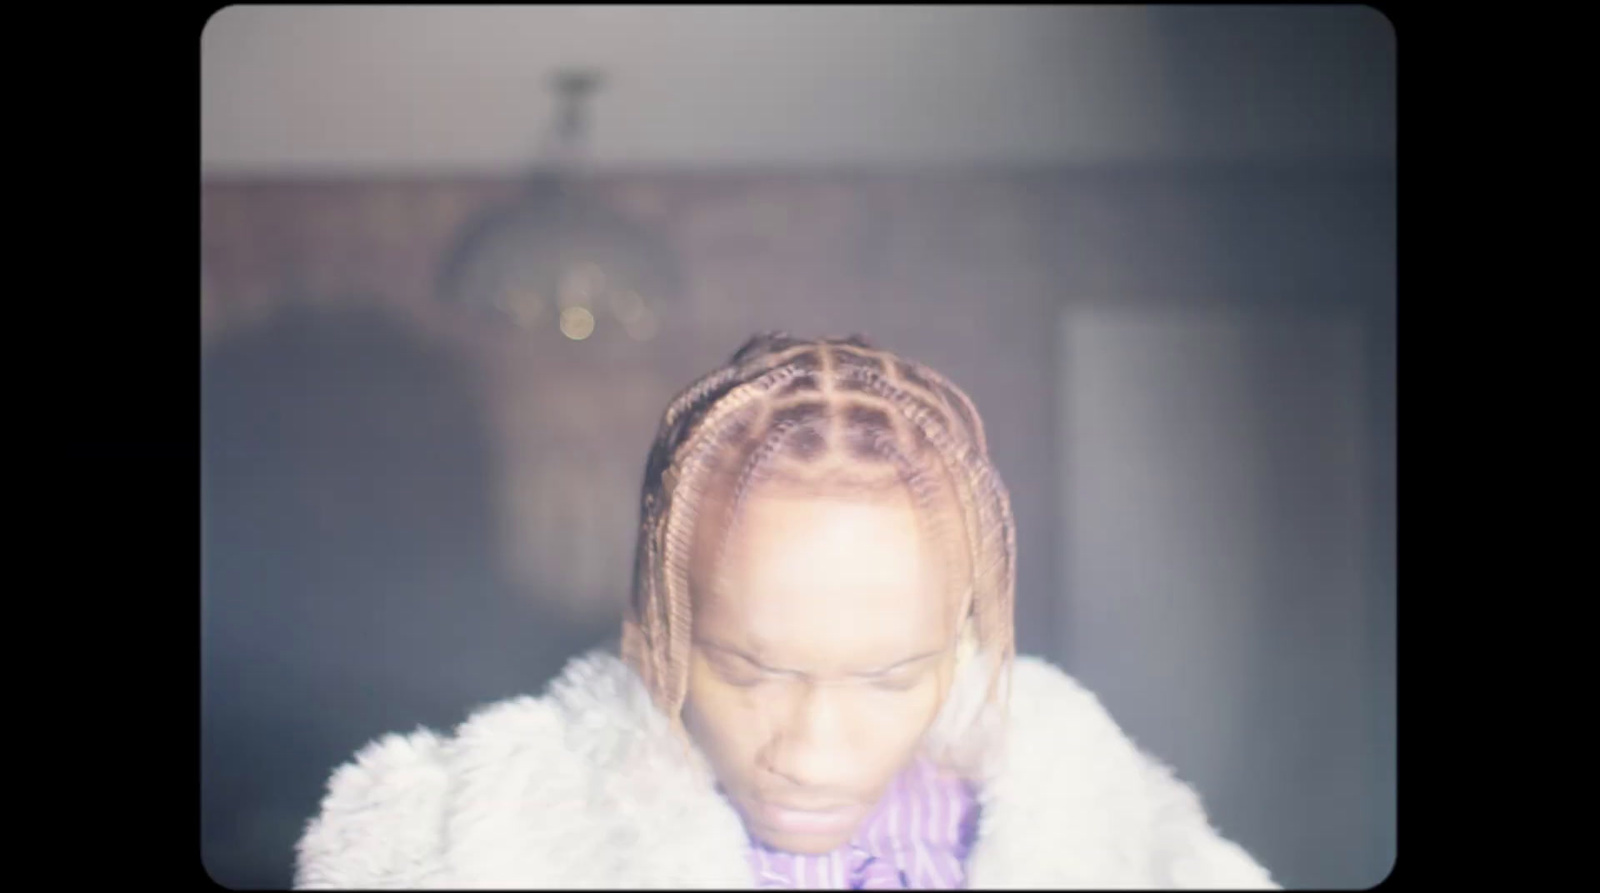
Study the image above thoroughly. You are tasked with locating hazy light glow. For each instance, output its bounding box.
[559,306,596,340]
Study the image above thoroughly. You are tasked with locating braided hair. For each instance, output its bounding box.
[620,333,1016,739]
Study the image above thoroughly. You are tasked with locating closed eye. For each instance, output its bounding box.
[708,659,763,686]
[703,650,790,687]
[870,675,920,692]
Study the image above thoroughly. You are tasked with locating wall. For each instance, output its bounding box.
[201,5,1394,174]
[1049,166,1396,888]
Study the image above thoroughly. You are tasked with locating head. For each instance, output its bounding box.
[622,333,1015,854]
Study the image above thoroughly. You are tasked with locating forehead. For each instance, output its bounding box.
[690,490,960,669]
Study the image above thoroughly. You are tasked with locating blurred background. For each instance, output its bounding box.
[201,6,1394,889]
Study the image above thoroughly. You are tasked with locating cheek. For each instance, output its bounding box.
[683,663,767,770]
[855,678,947,751]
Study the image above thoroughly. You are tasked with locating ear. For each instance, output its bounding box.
[922,606,1004,780]
[955,595,979,668]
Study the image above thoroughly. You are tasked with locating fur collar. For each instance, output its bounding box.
[294,648,1275,889]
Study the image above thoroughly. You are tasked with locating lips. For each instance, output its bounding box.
[749,799,866,836]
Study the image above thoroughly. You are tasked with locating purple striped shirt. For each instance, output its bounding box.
[744,758,980,889]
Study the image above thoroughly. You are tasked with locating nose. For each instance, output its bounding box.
[761,682,853,789]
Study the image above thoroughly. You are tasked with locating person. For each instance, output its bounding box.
[293,333,1277,889]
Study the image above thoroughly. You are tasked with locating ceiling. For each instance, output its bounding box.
[202,5,1395,175]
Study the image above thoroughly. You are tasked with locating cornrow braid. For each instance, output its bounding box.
[713,413,813,573]
[621,332,1017,737]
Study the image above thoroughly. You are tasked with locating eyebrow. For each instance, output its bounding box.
[695,639,946,677]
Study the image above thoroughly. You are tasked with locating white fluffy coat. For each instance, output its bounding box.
[294,648,1276,889]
